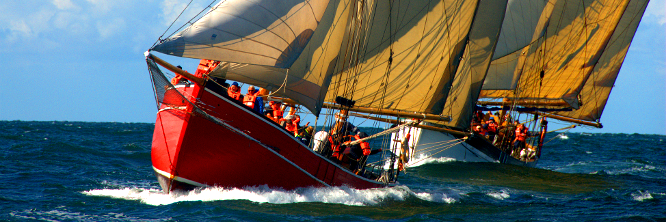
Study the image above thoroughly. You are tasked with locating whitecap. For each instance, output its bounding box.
[631,190,654,202]
[486,190,510,200]
[83,185,460,206]
[558,134,569,140]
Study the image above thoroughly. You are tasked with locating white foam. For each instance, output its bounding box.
[631,190,654,202]
[487,190,510,200]
[83,185,460,206]
[407,156,456,168]
[558,134,569,140]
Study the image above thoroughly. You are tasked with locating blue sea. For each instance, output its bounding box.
[1,121,664,221]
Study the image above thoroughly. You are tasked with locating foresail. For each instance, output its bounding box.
[325,0,478,115]
[439,0,508,129]
[483,0,555,90]
[152,0,329,68]
[202,0,353,115]
[552,0,648,122]
[480,0,632,109]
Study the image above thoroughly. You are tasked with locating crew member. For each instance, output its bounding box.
[485,117,498,142]
[243,86,264,114]
[513,124,529,152]
[329,111,360,160]
[227,82,243,101]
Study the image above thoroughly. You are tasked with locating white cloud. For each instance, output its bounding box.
[160,0,207,26]
[645,0,666,25]
[52,0,78,10]
[96,17,126,39]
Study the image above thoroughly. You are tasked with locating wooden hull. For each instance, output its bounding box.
[151,84,386,192]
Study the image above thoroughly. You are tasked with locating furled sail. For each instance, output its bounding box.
[552,0,648,122]
[325,0,506,125]
[480,0,633,109]
[152,0,352,115]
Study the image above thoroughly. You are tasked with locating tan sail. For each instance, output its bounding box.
[553,0,649,122]
[324,0,479,115]
[480,0,632,109]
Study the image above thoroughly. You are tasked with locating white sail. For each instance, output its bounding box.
[153,0,329,68]
[153,0,353,115]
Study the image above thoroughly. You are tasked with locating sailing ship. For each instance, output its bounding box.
[392,0,649,167]
[144,0,648,192]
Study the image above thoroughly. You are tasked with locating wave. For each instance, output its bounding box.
[630,190,664,202]
[82,185,460,206]
[406,156,457,168]
[10,209,163,222]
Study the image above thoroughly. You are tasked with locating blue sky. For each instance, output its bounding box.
[1,0,664,135]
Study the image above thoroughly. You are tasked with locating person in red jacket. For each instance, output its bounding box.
[513,124,529,151]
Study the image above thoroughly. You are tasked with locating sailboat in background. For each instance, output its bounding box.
[395,0,649,167]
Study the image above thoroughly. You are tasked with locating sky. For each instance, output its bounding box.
[1,0,664,135]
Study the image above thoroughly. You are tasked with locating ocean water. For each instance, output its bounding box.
[1,121,664,221]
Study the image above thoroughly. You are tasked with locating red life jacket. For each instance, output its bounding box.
[285,116,300,134]
[487,122,498,133]
[515,127,527,142]
[243,92,257,109]
[227,88,243,101]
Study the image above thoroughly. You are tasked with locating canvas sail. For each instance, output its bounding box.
[480,0,632,109]
[439,0,508,129]
[552,0,648,122]
[152,0,352,115]
[482,0,555,90]
[324,0,507,127]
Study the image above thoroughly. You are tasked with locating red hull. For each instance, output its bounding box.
[151,84,386,192]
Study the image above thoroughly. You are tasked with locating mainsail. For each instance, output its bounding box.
[480,0,640,110]
[552,0,649,122]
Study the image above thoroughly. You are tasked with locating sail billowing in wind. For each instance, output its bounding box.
[480,0,637,110]
[152,0,352,115]
[552,0,648,122]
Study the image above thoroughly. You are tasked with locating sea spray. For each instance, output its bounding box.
[83,185,461,206]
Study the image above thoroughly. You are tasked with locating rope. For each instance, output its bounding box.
[346,120,418,146]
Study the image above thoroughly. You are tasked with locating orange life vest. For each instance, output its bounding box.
[285,116,301,134]
[487,122,498,133]
[353,134,371,156]
[270,102,284,119]
[243,92,257,109]
[515,127,527,142]
[227,88,243,101]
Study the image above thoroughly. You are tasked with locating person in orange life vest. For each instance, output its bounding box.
[484,117,498,142]
[474,120,487,136]
[227,82,243,101]
[343,132,382,172]
[268,101,285,124]
[243,86,264,114]
[329,111,360,159]
[513,123,529,151]
[284,114,301,136]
